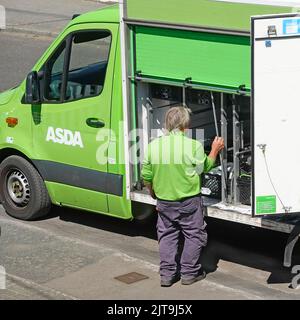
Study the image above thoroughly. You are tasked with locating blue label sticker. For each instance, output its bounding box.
[265,40,272,48]
[283,19,300,35]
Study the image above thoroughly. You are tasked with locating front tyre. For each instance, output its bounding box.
[0,156,51,220]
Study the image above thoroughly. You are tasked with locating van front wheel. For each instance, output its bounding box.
[0,156,51,220]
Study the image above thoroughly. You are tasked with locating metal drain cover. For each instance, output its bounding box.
[114,272,149,284]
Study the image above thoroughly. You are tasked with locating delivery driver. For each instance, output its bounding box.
[141,106,224,287]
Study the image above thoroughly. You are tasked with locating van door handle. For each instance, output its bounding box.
[86,118,105,128]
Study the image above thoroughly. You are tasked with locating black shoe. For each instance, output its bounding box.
[181,270,206,285]
[160,274,181,287]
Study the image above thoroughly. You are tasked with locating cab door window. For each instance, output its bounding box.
[65,31,111,101]
[42,30,111,103]
[43,41,66,102]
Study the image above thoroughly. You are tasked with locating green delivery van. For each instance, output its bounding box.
[1,0,300,266]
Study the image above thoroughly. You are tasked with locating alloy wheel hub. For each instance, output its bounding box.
[7,170,31,206]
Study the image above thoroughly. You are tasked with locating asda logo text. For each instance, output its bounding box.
[46,127,84,148]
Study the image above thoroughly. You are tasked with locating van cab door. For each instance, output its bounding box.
[32,23,119,213]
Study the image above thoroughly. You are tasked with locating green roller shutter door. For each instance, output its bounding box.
[135,26,251,90]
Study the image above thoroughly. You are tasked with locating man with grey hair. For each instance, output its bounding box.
[142,106,224,287]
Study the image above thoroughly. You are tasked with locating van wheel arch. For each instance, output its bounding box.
[0,148,42,176]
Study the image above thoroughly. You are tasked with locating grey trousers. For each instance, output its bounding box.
[156,196,207,281]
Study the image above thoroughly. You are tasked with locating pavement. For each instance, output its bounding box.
[0,0,300,300]
[0,207,300,300]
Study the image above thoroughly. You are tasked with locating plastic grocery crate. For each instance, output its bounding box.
[237,176,251,205]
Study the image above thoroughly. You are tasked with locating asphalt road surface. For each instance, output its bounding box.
[1,30,300,300]
[0,32,52,92]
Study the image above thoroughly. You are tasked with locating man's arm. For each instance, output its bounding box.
[141,147,156,199]
[194,137,224,174]
[205,137,225,172]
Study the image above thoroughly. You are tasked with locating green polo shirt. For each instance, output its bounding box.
[141,131,215,201]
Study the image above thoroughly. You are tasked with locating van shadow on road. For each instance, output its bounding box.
[202,218,300,287]
[45,206,300,287]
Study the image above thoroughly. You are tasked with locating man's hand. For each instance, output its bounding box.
[212,136,225,153]
[149,188,157,200]
[144,182,157,200]
[209,136,225,160]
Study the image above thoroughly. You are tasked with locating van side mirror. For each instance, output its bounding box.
[24,71,41,104]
